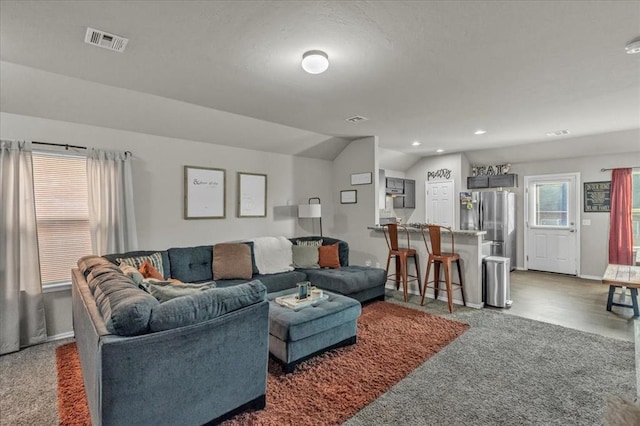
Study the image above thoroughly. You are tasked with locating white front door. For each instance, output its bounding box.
[524,173,579,275]
[426,180,455,226]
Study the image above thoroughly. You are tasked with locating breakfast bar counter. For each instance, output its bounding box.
[368,226,487,308]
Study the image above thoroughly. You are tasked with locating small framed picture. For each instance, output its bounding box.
[340,190,357,204]
[351,172,372,185]
[184,166,226,219]
[237,172,267,218]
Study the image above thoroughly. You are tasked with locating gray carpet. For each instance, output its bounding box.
[0,297,635,426]
[346,298,636,426]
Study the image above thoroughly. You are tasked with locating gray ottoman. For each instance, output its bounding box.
[300,266,387,303]
[268,290,361,373]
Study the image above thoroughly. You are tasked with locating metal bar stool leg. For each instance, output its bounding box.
[421,259,432,306]
[456,259,466,306]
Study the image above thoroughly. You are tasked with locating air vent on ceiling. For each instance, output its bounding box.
[84,27,128,53]
[345,116,369,123]
[545,129,570,137]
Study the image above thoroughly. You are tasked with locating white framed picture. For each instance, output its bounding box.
[351,172,372,185]
[184,166,226,219]
[341,190,357,204]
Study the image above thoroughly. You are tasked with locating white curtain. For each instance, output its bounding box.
[0,140,47,355]
[87,149,138,255]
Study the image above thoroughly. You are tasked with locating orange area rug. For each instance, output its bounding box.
[56,301,469,425]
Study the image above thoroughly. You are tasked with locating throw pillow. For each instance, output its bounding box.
[117,252,164,278]
[138,260,163,280]
[147,280,217,303]
[292,245,320,269]
[318,243,341,268]
[213,243,253,280]
[296,239,323,247]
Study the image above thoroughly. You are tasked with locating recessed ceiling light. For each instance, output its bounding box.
[436,149,445,153]
[545,129,570,137]
[411,141,421,146]
[625,38,640,54]
[474,129,487,135]
[301,50,329,74]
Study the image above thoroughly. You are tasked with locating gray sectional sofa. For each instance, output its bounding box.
[72,236,386,425]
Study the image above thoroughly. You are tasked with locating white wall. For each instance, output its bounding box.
[331,136,378,265]
[1,112,336,336]
[510,151,640,279]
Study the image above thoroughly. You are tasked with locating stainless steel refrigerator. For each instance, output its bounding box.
[460,190,516,271]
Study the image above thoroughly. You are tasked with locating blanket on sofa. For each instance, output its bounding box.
[251,236,294,275]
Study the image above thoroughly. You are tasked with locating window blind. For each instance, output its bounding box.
[32,152,92,285]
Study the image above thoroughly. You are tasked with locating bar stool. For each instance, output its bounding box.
[420,224,466,313]
[382,223,422,302]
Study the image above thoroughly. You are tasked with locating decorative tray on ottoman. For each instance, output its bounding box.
[274,293,329,311]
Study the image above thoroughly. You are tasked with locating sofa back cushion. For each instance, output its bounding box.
[292,237,349,267]
[103,250,170,279]
[90,269,160,336]
[168,245,213,283]
[149,280,267,332]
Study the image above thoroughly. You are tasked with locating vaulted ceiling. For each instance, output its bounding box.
[1,1,639,163]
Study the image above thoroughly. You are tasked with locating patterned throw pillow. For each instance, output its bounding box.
[296,239,323,247]
[116,252,164,279]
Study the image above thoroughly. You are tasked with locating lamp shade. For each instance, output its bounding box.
[298,204,322,218]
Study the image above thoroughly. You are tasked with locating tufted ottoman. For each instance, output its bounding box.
[300,265,387,303]
[267,289,361,373]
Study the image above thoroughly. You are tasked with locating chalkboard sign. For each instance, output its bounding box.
[584,181,611,212]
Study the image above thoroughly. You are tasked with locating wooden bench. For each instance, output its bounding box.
[602,264,640,318]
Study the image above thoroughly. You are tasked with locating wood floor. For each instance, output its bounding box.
[492,270,636,342]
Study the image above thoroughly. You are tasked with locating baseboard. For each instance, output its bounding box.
[579,274,602,281]
[47,331,74,342]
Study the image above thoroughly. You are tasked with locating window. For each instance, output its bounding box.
[32,151,92,286]
[633,171,640,250]
[533,181,568,227]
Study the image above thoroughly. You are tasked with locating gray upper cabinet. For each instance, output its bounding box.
[391,178,416,208]
[467,174,517,189]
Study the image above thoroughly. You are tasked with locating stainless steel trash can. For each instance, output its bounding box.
[483,256,512,308]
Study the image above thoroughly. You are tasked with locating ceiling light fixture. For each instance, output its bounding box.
[412,141,421,146]
[625,38,640,54]
[301,50,329,74]
[436,149,445,153]
[474,129,487,135]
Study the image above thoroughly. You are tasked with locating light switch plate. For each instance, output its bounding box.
[582,219,591,226]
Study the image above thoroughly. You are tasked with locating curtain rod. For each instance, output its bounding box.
[32,140,132,156]
[601,166,640,172]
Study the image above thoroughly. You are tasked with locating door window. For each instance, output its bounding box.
[533,182,568,227]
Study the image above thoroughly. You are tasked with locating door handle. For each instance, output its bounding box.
[569,229,575,233]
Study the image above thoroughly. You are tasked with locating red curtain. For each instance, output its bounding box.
[608,168,633,265]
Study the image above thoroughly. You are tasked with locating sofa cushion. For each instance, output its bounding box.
[168,245,213,283]
[213,243,253,280]
[216,270,307,294]
[78,255,119,278]
[147,280,217,303]
[301,266,387,295]
[292,236,349,267]
[148,280,267,332]
[318,243,341,269]
[292,245,320,269]
[103,250,171,279]
[91,270,160,336]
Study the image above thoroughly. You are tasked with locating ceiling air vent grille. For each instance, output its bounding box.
[84,27,128,53]
[345,116,369,123]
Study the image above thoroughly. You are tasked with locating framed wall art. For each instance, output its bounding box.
[238,172,267,217]
[351,172,372,185]
[340,190,357,204]
[184,166,226,219]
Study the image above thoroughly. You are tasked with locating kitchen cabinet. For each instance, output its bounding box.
[391,179,416,208]
[467,174,517,189]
